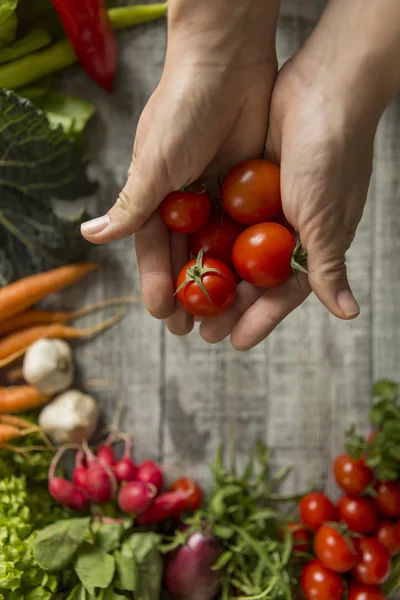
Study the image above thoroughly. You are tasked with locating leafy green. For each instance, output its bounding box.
[0,28,51,64]
[75,544,115,594]
[34,518,91,571]
[0,0,18,48]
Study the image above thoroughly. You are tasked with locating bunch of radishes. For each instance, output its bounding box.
[48,439,203,525]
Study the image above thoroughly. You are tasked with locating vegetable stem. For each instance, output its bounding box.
[0,4,168,89]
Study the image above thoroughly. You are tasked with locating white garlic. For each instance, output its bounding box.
[23,338,74,395]
[39,389,100,445]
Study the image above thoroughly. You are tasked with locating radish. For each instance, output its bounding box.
[117,481,154,514]
[114,457,137,483]
[96,444,116,467]
[72,449,88,490]
[164,531,222,600]
[48,477,88,511]
[136,490,189,526]
[82,442,117,503]
[136,460,163,493]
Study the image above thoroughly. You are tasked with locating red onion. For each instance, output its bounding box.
[164,531,222,600]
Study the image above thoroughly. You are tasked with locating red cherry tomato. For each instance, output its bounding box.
[348,583,385,600]
[333,454,374,495]
[376,521,400,556]
[232,222,297,288]
[299,492,337,531]
[189,208,244,266]
[287,522,311,552]
[160,189,211,234]
[314,524,358,573]
[301,559,344,600]
[374,482,400,518]
[176,251,236,318]
[221,158,282,225]
[168,477,203,512]
[338,495,378,535]
[352,538,391,586]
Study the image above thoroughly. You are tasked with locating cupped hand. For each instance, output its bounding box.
[200,50,380,350]
[81,1,279,336]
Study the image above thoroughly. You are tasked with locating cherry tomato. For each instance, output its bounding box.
[232,222,297,288]
[300,559,344,600]
[333,454,374,496]
[376,521,400,556]
[168,477,203,512]
[374,482,400,518]
[160,189,211,234]
[338,495,378,535]
[287,522,311,552]
[221,158,282,225]
[352,538,391,586]
[189,208,244,266]
[176,251,236,318]
[314,524,358,573]
[299,492,337,531]
[348,583,385,600]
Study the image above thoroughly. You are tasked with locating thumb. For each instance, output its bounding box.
[306,238,360,320]
[81,138,187,244]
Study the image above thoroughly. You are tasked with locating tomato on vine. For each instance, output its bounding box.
[376,521,400,556]
[169,477,203,512]
[373,481,400,518]
[299,492,337,531]
[232,222,306,288]
[338,495,378,535]
[221,158,282,225]
[351,538,391,586]
[301,559,344,600]
[160,188,211,234]
[176,250,236,317]
[348,583,385,600]
[333,453,374,495]
[314,524,358,573]
[287,522,311,552]
[189,207,244,266]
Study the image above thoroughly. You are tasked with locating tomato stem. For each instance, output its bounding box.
[174,249,227,301]
[290,239,308,289]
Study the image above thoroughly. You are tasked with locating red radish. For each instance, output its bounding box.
[114,457,137,483]
[96,444,117,467]
[136,460,163,493]
[73,450,88,490]
[118,481,154,514]
[49,477,88,510]
[136,490,189,526]
[85,461,114,503]
[164,531,222,600]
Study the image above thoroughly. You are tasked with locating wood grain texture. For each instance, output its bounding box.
[58,0,397,498]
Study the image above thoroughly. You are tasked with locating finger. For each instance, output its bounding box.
[200,281,264,344]
[307,237,360,320]
[134,212,175,320]
[165,232,194,336]
[231,274,311,351]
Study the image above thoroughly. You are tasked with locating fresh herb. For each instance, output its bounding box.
[345,379,400,482]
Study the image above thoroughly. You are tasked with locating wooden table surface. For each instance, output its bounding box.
[60,0,400,496]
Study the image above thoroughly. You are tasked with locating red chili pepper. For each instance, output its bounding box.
[51,0,116,93]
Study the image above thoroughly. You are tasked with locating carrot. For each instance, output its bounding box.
[0,385,50,412]
[0,308,125,367]
[0,296,139,337]
[0,262,97,322]
[0,423,24,443]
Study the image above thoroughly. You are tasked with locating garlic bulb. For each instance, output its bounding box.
[39,389,100,445]
[23,338,74,395]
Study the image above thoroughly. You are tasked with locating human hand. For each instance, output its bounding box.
[200,40,383,350]
[81,0,279,335]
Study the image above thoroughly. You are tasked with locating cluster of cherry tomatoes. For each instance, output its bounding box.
[293,449,400,600]
[160,159,305,318]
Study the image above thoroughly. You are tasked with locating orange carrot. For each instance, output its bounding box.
[0,296,139,337]
[0,308,125,367]
[0,262,97,322]
[0,423,24,443]
[0,385,50,413]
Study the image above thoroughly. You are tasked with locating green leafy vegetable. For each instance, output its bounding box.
[75,544,115,594]
[33,518,91,571]
[0,0,18,48]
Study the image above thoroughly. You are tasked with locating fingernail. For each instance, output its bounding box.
[81,214,110,236]
[337,289,360,318]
